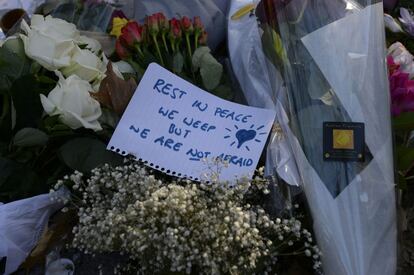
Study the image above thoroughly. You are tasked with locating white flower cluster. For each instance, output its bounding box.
[19,15,124,131]
[53,163,322,274]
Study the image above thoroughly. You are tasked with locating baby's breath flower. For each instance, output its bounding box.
[55,162,321,274]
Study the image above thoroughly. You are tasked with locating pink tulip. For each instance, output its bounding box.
[146,14,159,35]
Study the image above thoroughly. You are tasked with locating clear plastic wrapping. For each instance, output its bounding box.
[228,0,397,274]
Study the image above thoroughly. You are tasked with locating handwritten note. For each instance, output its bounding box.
[108,63,276,182]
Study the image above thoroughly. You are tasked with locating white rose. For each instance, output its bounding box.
[61,46,106,85]
[20,15,80,70]
[40,72,102,131]
[388,42,414,78]
[79,35,102,53]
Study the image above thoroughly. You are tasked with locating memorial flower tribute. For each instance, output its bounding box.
[1,0,414,274]
[0,3,321,274]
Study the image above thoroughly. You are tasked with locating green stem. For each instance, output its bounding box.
[135,45,144,58]
[152,35,165,66]
[194,33,199,51]
[185,33,192,59]
[162,33,169,54]
[0,94,9,125]
[185,33,196,80]
[169,38,176,53]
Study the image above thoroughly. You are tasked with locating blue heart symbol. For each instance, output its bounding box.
[235,129,257,149]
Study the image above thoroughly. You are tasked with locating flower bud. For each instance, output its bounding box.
[156,12,169,33]
[193,16,203,34]
[146,14,159,35]
[169,18,182,40]
[180,16,193,34]
[120,21,145,47]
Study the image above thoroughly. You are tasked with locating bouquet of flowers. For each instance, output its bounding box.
[0,14,129,203]
[111,13,233,99]
[0,10,234,203]
[51,163,321,274]
[0,4,320,275]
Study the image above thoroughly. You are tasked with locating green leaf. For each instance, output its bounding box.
[0,157,45,202]
[42,115,73,137]
[2,37,26,59]
[59,137,123,173]
[192,46,211,70]
[13,128,49,147]
[393,112,414,130]
[212,84,234,101]
[0,94,12,141]
[172,52,184,73]
[192,46,223,91]
[0,40,31,93]
[199,55,223,90]
[396,146,414,172]
[11,75,44,130]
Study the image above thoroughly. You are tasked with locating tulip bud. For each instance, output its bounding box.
[115,39,130,60]
[146,14,159,35]
[193,16,203,34]
[169,18,182,40]
[156,12,169,33]
[120,21,145,48]
[198,31,208,45]
[180,16,194,34]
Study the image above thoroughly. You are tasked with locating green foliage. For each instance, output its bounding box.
[58,137,123,173]
[11,75,44,130]
[393,113,414,189]
[393,112,414,130]
[0,157,45,202]
[192,46,223,91]
[397,1,414,13]
[13,128,49,147]
[172,52,184,73]
[0,40,31,94]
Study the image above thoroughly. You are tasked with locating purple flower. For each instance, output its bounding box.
[111,9,128,23]
[388,56,414,116]
[400,8,414,36]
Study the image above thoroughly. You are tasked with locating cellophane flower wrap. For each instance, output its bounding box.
[229,1,396,275]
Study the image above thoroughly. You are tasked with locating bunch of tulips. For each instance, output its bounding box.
[115,13,207,73]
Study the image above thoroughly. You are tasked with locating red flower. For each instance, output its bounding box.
[115,39,130,59]
[169,18,182,40]
[156,12,169,32]
[146,14,159,35]
[193,16,203,33]
[180,16,193,33]
[119,21,145,48]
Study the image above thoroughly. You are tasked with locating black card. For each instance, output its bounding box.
[323,122,365,162]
